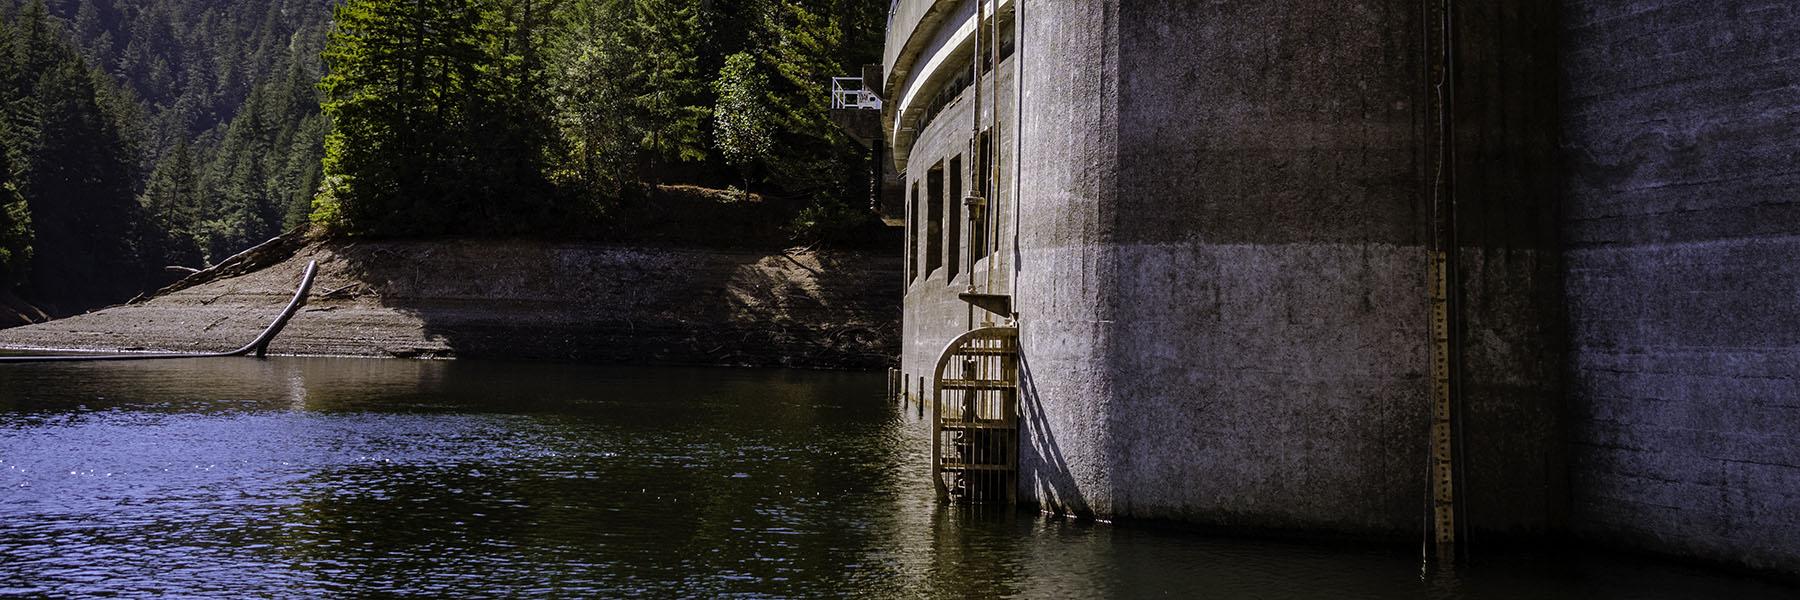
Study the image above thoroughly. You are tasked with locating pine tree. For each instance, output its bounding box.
[549,0,638,196]
[753,0,846,194]
[316,0,492,235]
[468,0,555,228]
[21,52,145,306]
[625,0,709,172]
[0,133,31,290]
[138,139,202,267]
[0,0,336,307]
[13,1,61,92]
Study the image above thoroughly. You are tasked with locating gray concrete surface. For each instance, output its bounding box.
[1561,0,1800,573]
[899,56,1016,390]
[884,0,1798,576]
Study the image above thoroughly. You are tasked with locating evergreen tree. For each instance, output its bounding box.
[469,0,556,228]
[0,133,30,289]
[548,0,638,196]
[752,0,848,194]
[199,82,277,257]
[624,0,709,172]
[13,1,62,91]
[277,112,325,229]
[138,139,202,267]
[315,0,493,235]
[20,52,145,306]
[0,0,336,311]
[0,0,894,258]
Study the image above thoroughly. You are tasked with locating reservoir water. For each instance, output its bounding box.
[0,357,1791,597]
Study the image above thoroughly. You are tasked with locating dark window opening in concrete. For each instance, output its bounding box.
[909,180,920,285]
[981,20,1017,71]
[974,131,991,262]
[977,131,992,199]
[948,156,964,283]
[926,163,944,276]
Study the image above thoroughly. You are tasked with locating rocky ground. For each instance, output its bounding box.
[0,234,902,369]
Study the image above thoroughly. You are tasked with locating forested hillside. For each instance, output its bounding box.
[314,0,884,237]
[0,0,885,319]
[0,0,330,314]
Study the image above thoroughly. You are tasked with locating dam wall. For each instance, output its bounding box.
[1011,0,1122,519]
[1090,0,1434,533]
[885,0,1796,574]
[1560,0,1800,572]
[1007,0,1571,538]
[898,58,1017,393]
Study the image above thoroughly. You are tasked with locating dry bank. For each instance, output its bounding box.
[0,234,900,369]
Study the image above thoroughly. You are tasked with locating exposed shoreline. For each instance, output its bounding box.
[0,234,901,370]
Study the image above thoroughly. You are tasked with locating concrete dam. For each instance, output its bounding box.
[852,0,1799,576]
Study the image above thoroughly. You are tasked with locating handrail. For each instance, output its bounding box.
[930,325,1016,387]
[831,77,883,110]
[0,260,319,363]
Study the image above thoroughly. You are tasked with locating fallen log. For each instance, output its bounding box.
[0,260,319,363]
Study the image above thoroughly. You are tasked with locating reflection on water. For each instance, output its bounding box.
[0,358,1790,597]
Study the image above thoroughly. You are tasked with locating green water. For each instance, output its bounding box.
[0,357,1790,597]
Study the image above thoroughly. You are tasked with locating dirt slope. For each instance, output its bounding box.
[0,238,901,369]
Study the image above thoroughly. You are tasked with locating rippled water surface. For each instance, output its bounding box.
[0,358,1792,598]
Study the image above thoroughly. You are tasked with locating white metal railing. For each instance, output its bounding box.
[831,77,883,111]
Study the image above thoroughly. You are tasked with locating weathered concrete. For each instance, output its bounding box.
[1011,0,1119,518]
[1063,0,1438,535]
[885,0,1016,175]
[881,0,1798,577]
[892,0,1574,539]
[898,55,1017,388]
[1560,0,1800,573]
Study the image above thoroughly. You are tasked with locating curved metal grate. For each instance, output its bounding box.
[930,326,1018,504]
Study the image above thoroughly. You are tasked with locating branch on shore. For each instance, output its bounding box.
[146,226,313,301]
[0,261,319,363]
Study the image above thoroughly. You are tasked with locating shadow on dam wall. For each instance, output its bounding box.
[1016,349,1091,517]
[883,0,1797,578]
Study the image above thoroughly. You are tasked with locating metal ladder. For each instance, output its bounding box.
[930,326,1019,504]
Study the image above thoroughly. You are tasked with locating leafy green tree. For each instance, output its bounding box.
[712,51,772,197]
[548,0,638,197]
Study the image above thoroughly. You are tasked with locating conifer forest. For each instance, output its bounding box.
[0,0,884,315]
